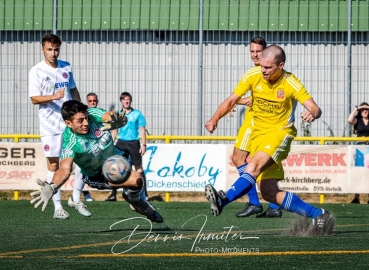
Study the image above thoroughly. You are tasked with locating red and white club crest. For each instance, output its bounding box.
[277,90,285,99]
[94,129,102,137]
[44,144,50,151]
[62,72,68,79]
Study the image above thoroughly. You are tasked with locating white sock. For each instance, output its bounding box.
[73,166,84,202]
[47,170,62,210]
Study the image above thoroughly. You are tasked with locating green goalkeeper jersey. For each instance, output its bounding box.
[60,108,123,176]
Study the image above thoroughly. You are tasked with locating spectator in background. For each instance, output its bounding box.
[28,33,89,219]
[106,92,148,207]
[347,102,369,204]
[86,92,99,109]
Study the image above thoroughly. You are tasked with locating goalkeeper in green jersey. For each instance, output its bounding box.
[30,100,163,223]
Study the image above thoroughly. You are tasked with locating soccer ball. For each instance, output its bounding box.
[102,155,131,184]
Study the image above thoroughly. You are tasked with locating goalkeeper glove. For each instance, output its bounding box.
[101,109,127,131]
[30,179,58,211]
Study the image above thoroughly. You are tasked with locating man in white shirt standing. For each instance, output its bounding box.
[29,33,89,219]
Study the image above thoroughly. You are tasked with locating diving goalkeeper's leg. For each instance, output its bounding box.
[122,187,164,223]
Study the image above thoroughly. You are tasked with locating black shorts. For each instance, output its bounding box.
[82,171,111,190]
[115,140,142,167]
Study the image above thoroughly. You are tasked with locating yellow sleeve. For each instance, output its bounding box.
[294,86,312,104]
[233,66,260,97]
[286,73,312,103]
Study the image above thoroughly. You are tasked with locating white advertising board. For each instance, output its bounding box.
[348,145,369,193]
[143,144,228,192]
[0,142,85,191]
[279,145,349,193]
[225,144,351,193]
[0,142,47,190]
[1,142,368,193]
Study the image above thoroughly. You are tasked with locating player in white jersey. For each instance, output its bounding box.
[30,100,163,223]
[28,34,87,219]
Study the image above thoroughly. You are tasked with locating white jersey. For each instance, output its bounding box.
[29,60,76,136]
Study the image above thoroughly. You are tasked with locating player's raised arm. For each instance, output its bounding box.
[30,88,66,105]
[301,98,322,122]
[205,93,241,133]
[101,109,127,131]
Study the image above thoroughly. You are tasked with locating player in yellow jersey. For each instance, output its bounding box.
[205,45,334,235]
[232,37,283,218]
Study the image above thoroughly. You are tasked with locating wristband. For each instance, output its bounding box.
[142,144,147,147]
[49,183,58,194]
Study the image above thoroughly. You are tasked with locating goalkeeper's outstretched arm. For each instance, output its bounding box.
[50,157,74,188]
[30,157,74,211]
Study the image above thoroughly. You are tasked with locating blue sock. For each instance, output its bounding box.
[236,164,260,206]
[236,164,247,175]
[247,185,261,206]
[281,191,323,218]
[225,172,255,204]
[269,202,280,209]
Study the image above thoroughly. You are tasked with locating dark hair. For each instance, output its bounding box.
[61,100,88,121]
[353,102,369,134]
[86,92,98,99]
[120,92,132,101]
[250,37,267,49]
[41,34,62,47]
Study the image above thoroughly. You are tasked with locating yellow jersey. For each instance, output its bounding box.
[233,67,312,132]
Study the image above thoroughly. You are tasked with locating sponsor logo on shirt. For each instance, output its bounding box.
[62,72,68,79]
[255,85,262,91]
[55,82,69,89]
[44,145,50,151]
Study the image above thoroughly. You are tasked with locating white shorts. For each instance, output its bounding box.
[41,134,63,157]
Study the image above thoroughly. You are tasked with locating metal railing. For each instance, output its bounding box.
[1,134,369,144]
[2,133,367,203]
